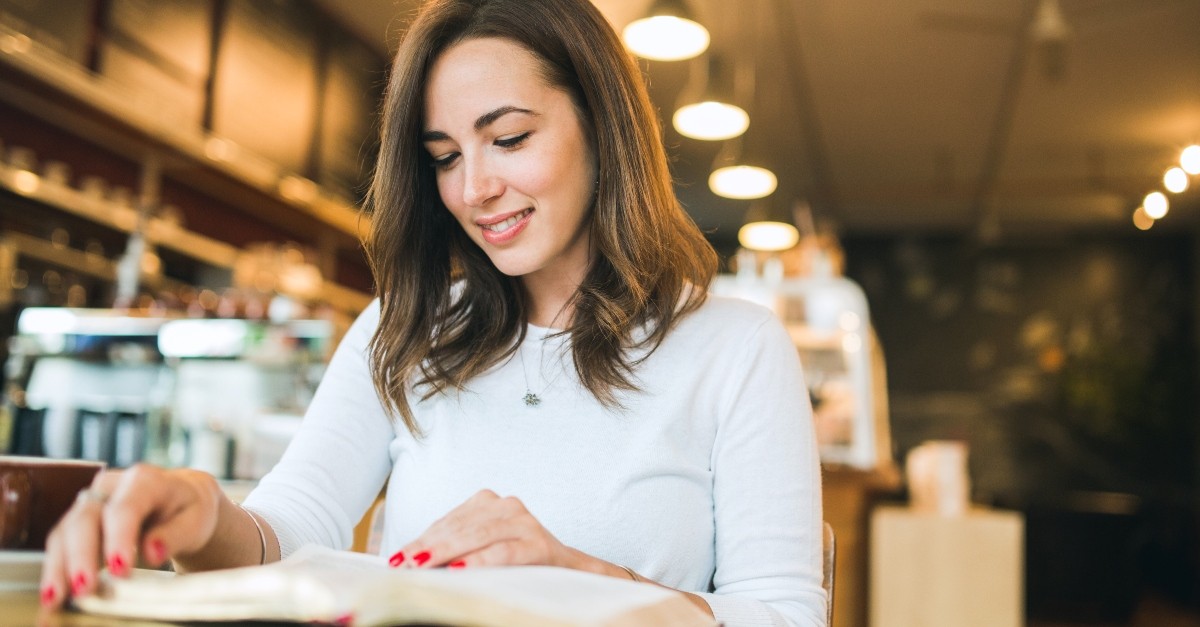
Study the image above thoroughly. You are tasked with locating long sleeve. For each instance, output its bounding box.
[696,314,827,627]
[242,302,394,557]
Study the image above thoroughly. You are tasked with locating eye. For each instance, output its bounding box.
[495,132,531,149]
[430,152,460,169]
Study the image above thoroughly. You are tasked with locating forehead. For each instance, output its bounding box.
[423,37,554,126]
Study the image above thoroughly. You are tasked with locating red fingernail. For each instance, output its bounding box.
[40,585,56,607]
[334,612,354,626]
[149,539,166,563]
[388,551,405,567]
[71,572,88,596]
[447,560,466,569]
[413,551,431,566]
[108,553,127,576]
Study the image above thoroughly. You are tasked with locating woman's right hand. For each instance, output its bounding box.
[38,464,224,610]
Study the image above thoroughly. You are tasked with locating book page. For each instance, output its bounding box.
[77,545,716,627]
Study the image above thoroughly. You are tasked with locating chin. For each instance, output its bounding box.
[484,253,540,278]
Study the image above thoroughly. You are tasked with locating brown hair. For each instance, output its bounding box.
[365,0,716,434]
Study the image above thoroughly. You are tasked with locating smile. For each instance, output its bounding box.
[478,208,533,244]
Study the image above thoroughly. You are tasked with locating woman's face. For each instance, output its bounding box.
[423,37,598,286]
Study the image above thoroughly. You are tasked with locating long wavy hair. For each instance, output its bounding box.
[365,0,717,434]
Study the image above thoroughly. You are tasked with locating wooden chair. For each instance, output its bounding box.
[823,521,836,626]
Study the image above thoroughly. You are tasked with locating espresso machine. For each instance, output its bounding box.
[156,317,331,479]
[5,307,174,466]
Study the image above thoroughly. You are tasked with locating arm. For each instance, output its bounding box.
[698,314,827,627]
[240,301,395,557]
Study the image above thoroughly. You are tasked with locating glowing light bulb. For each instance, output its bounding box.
[709,165,777,199]
[738,221,799,252]
[1143,191,1168,219]
[1164,167,1189,194]
[623,16,709,61]
[673,102,749,141]
[1181,145,1200,175]
[1132,206,1154,230]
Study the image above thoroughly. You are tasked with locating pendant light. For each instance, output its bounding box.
[738,198,800,252]
[709,136,777,199]
[622,0,710,61]
[672,55,748,141]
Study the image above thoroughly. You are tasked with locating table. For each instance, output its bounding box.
[0,590,174,626]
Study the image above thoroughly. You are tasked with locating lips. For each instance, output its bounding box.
[480,208,532,232]
[477,208,533,244]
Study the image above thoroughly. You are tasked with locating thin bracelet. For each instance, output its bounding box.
[239,503,267,565]
[616,564,641,583]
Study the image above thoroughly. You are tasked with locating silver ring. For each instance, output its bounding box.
[76,487,109,505]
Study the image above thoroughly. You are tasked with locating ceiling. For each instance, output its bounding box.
[316,0,1200,244]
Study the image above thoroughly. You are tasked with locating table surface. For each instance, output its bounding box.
[1,590,174,627]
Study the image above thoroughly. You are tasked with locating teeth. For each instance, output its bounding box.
[483,209,530,232]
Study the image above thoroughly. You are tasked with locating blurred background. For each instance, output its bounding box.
[0,1,1196,626]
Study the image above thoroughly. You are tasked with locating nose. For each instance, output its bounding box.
[462,158,503,207]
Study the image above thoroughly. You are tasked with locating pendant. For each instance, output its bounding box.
[523,391,541,406]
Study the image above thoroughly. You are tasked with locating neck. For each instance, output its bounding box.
[521,263,589,330]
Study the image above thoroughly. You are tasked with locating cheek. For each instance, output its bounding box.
[435,175,467,218]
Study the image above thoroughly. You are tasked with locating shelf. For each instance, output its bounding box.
[0,24,370,243]
[0,165,371,313]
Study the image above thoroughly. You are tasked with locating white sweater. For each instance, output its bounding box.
[243,294,826,626]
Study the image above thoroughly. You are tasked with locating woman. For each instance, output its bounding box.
[40,0,825,624]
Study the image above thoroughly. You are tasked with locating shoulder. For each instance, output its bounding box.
[678,292,780,336]
[658,292,790,361]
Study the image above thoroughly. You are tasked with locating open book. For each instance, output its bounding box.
[75,544,716,626]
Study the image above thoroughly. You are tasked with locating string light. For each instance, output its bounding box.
[1132,206,1154,230]
[1143,191,1168,219]
[1181,144,1200,175]
[1163,167,1189,194]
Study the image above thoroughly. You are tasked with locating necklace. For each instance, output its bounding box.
[518,335,566,406]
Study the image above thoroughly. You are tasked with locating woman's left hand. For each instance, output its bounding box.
[389,489,591,571]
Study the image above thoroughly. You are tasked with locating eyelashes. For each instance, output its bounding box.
[429,132,532,170]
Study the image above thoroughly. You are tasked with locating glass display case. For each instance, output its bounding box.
[712,255,887,469]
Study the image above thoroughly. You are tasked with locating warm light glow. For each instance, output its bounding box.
[1164,167,1189,194]
[623,16,709,61]
[738,221,799,252]
[673,101,749,141]
[12,170,40,195]
[1143,191,1168,219]
[709,165,778,199]
[1181,145,1200,175]
[279,175,318,204]
[1132,206,1154,230]
[204,137,236,162]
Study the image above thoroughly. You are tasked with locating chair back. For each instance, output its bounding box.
[822,521,836,626]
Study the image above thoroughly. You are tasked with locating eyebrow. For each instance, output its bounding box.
[421,105,537,142]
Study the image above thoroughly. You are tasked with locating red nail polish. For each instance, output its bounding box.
[448,560,466,569]
[108,553,127,576]
[149,539,166,563]
[388,551,405,567]
[413,551,431,566]
[71,572,88,596]
[334,612,354,626]
[40,585,56,606]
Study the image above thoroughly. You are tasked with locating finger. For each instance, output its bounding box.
[38,470,122,607]
[402,494,533,569]
[456,538,528,567]
[59,492,107,599]
[100,465,183,572]
[39,527,69,610]
[390,490,503,568]
[114,468,220,569]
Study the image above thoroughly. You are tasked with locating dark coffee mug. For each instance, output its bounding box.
[0,456,105,550]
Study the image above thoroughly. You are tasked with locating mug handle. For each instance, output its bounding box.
[0,469,33,549]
